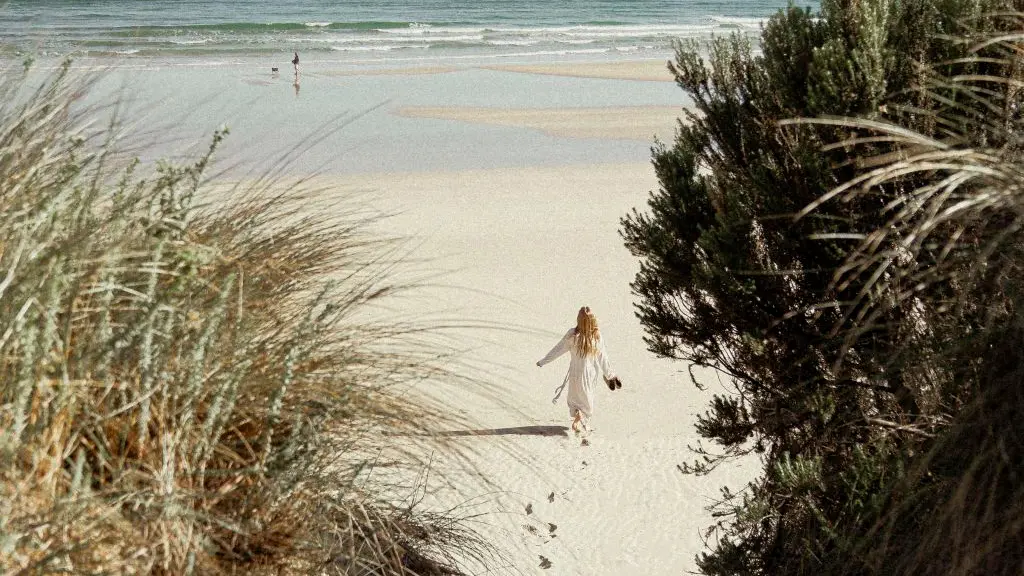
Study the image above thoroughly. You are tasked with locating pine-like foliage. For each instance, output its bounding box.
[787,20,1024,574]
[621,1,1022,574]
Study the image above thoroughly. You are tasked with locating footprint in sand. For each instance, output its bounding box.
[539,555,553,569]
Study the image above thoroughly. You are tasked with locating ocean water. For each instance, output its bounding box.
[2,0,819,65]
[1,0,821,176]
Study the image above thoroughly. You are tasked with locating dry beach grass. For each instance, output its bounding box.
[0,61,493,575]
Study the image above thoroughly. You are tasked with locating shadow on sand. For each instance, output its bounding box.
[401,425,571,438]
[384,425,570,438]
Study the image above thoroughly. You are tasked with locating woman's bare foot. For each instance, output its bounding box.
[571,413,583,433]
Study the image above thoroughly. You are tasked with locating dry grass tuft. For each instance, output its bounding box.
[0,60,489,575]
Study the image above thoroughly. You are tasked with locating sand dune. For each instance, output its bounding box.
[394,105,682,141]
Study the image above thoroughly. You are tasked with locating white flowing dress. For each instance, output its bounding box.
[537,328,616,421]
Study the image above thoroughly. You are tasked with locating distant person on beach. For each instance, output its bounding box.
[537,306,622,433]
[292,51,299,74]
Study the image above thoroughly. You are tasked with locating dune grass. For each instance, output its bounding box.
[0,60,488,575]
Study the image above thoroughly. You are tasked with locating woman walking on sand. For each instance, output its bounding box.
[537,306,622,433]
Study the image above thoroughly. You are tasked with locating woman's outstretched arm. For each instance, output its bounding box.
[537,330,572,367]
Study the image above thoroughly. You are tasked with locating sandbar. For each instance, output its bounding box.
[394,105,683,141]
[485,59,676,82]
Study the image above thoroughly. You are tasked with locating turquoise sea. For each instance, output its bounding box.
[3,0,818,64]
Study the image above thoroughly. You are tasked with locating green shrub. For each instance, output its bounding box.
[790,24,1024,574]
[621,1,1022,574]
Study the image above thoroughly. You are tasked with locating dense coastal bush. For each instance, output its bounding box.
[622,1,1022,574]
[787,26,1024,573]
[0,62,480,575]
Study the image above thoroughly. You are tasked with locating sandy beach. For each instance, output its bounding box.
[329,162,754,575]
[20,2,975,574]
[291,59,750,576]
[120,57,743,575]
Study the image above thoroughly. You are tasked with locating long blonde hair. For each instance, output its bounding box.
[574,306,600,356]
